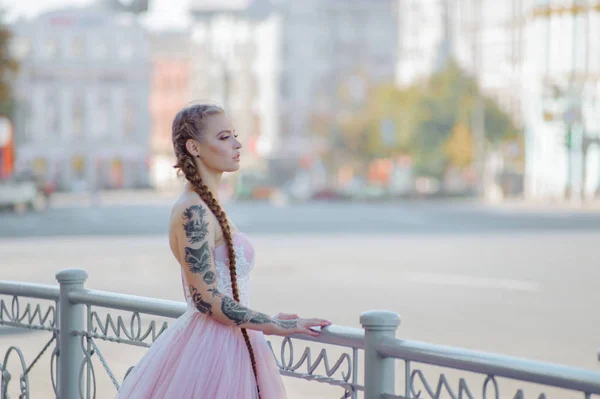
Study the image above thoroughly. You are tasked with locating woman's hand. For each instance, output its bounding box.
[272,317,331,337]
[274,313,299,320]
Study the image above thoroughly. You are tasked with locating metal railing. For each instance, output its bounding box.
[0,268,598,399]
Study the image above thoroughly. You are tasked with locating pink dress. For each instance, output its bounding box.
[115,232,288,399]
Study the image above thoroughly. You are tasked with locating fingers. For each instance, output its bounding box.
[304,327,320,337]
[301,319,332,337]
[306,318,332,327]
[281,313,300,320]
[274,313,300,320]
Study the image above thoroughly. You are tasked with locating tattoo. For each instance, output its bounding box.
[185,242,211,274]
[189,285,212,315]
[221,296,274,326]
[203,271,216,285]
[276,319,298,329]
[250,313,273,324]
[208,288,222,298]
[221,296,252,325]
[183,205,209,244]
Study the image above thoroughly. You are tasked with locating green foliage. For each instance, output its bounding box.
[0,10,18,119]
[342,59,519,179]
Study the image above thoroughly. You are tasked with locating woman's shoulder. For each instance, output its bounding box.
[169,192,213,232]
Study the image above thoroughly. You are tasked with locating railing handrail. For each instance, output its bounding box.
[0,281,60,301]
[69,289,187,319]
[2,275,599,399]
[289,325,365,349]
[376,336,600,394]
[0,281,366,349]
[69,287,365,348]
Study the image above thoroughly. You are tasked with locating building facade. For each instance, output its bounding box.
[397,0,600,200]
[188,0,264,175]
[521,0,600,200]
[10,8,151,191]
[187,0,399,186]
[149,31,192,189]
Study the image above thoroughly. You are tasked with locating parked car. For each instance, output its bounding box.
[0,171,54,212]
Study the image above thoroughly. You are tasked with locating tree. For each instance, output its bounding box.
[0,10,18,118]
[341,59,519,180]
[444,122,473,168]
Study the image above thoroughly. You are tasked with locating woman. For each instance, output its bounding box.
[115,104,331,399]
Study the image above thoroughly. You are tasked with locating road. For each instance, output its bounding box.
[1,192,599,398]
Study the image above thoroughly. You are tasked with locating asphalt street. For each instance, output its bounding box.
[1,193,599,398]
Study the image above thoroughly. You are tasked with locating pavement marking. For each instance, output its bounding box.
[404,272,542,293]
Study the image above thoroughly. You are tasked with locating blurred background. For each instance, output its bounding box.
[2,0,599,203]
[1,1,600,398]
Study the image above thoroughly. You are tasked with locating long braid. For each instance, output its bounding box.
[173,105,261,397]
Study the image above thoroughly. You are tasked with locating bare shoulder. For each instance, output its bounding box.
[169,193,215,243]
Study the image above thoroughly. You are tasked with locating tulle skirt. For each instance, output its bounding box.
[115,310,287,399]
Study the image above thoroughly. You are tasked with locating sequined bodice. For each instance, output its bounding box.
[181,232,255,310]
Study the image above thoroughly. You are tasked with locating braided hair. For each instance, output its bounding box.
[172,104,261,397]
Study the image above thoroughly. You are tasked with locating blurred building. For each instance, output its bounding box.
[188,0,399,185]
[396,0,451,86]
[149,31,191,190]
[275,0,399,184]
[398,0,600,201]
[521,0,600,200]
[10,7,151,191]
[398,0,524,122]
[188,0,264,175]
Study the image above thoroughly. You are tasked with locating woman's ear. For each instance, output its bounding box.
[185,139,201,158]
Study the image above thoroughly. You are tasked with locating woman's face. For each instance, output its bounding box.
[191,113,242,173]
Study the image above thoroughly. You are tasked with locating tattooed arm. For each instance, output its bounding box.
[176,202,330,337]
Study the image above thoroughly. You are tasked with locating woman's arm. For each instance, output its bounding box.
[177,202,329,337]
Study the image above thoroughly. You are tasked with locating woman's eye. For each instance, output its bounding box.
[221,136,230,140]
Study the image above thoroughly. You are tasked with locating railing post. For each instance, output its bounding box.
[56,268,88,399]
[361,310,401,399]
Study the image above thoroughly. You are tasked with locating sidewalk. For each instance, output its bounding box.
[483,197,600,213]
[50,188,181,208]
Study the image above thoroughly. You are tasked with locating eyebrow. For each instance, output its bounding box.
[217,130,235,135]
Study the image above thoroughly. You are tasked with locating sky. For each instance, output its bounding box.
[3,0,192,31]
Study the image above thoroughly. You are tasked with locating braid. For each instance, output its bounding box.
[172,105,261,397]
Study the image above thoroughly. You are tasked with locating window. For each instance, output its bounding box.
[72,155,86,180]
[124,96,136,137]
[72,37,85,58]
[44,38,58,58]
[96,91,111,139]
[16,99,32,144]
[91,37,108,60]
[72,92,84,139]
[46,90,59,135]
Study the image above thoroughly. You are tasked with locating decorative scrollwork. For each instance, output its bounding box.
[410,370,475,399]
[408,369,549,399]
[79,334,98,399]
[78,332,139,397]
[88,310,169,347]
[482,375,499,399]
[0,335,56,399]
[50,346,58,396]
[0,346,29,399]
[267,337,362,394]
[0,296,56,331]
[512,390,547,399]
